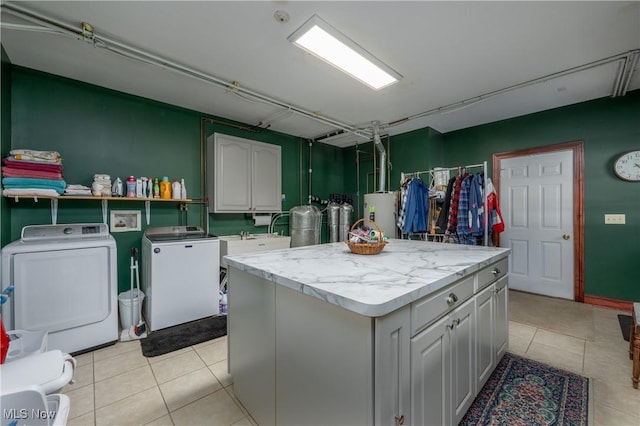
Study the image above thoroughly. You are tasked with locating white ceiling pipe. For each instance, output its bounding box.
[1,2,372,141]
[618,51,639,97]
[387,50,640,127]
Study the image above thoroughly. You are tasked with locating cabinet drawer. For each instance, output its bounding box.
[475,258,508,292]
[411,275,474,336]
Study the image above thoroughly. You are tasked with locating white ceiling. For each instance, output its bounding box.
[1,1,639,147]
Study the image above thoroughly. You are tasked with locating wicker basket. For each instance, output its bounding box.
[345,218,387,255]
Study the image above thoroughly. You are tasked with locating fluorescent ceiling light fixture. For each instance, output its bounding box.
[288,15,402,90]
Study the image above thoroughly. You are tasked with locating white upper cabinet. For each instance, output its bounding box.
[207,133,282,213]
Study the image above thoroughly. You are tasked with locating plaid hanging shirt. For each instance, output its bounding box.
[446,174,466,233]
[457,176,473,244]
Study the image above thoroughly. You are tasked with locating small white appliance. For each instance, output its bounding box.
[1,223,118,354]
[142,226,220,331]
[363,192,397,238]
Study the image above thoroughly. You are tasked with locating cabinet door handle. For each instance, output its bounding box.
[395,415,405,425]
[446,293,458,305]
[447,318,461,329]
[492,268,501,276]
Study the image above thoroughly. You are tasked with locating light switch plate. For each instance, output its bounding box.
[604,214,625,224]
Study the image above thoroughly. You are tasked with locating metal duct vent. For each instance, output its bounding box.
[372,121,386,192]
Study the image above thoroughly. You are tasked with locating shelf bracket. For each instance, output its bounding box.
[50,198,58,225]
[101,199,108,224]
[145,200,151,225]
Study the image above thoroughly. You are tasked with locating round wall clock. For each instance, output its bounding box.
[613,150,640,182]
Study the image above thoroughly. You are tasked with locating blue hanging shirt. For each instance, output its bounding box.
[402,178,429,234]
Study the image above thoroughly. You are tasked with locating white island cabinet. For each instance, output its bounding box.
[225,240,509,426]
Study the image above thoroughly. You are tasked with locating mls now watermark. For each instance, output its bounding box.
[4,408,57,421]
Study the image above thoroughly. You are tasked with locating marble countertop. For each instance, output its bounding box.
[225,240,510,317]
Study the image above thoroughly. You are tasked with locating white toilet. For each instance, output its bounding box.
[1,331,75,426]
[1,386,70,426]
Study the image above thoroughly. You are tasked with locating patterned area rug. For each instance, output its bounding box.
[460,352,590,426]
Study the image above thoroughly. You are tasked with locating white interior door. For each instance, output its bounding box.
[500,150,574,299]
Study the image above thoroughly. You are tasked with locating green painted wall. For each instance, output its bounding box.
[342,92,639,302]
[1,47,11,248]
[6,67,339,292]
[442,92,640,301]
[4,64,639,302]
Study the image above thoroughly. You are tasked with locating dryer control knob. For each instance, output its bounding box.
[154,248,161,254]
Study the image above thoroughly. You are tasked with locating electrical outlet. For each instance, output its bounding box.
[604,214,625,225]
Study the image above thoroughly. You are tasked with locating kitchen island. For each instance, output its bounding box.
[225,240,510,426]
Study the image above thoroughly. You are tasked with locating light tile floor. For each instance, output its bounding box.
[63,292,639,425]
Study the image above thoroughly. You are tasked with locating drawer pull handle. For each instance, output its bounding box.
[395,415,405,425]
[492,268,501,276]
[446,293,458,305]
[454,318,461,326]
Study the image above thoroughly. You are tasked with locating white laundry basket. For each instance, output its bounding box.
[5,329,48,362]
[118,289,145,330]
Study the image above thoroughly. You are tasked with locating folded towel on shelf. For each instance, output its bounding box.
[64,184,92,196]
[3,158,63,173]
[1,166,63,180]
[93,174,111,181]
[2,177,67,194]
[2,188,61,198]
[9,149,61,163]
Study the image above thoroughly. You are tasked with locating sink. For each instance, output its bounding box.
[218,233,291,267]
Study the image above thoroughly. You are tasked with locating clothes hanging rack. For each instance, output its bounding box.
[400,161,489,246]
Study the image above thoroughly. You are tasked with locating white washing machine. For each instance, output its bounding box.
[142,226,220,332]
[1,223,118,354]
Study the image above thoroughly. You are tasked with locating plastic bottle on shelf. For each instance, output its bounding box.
[180,178,187,199]
[126,176,136,198]
[153,178,160,198]
[172,180,181,200]
[160,177,171,199]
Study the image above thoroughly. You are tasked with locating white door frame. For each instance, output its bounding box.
[493,141,584,302]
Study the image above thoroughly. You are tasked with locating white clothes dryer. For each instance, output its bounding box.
[1,224,118,355]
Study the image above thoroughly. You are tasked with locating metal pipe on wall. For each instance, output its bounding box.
[200,118,207,233]
[299,139,304,206]
[356,145,360,218]
[308,140,313,205]
[386,134,391,192]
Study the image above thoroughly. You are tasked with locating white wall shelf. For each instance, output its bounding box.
[5,195,191,225]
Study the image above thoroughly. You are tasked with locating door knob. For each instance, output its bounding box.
[562,234,570,240]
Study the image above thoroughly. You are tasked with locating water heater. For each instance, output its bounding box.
[363,192,397,239]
